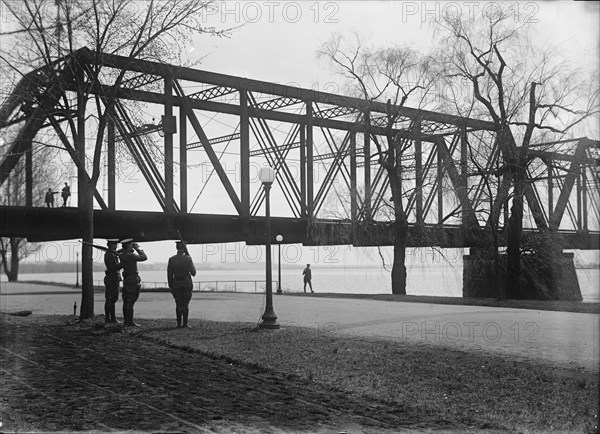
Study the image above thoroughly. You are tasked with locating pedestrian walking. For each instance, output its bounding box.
[303,264,313,293]
[167,241,196,329]
[44,188,57,207]
[103,239,122,324]
[119,239,147,327]
[61,182,71,207]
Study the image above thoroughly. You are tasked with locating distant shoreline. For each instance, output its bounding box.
[16,263,600,274]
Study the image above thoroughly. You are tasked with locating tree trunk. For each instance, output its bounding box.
[79,181,95,319]
[1,238,21,282]
[506,179,525,297]
[8,238,20,282]
[391,213,408,295]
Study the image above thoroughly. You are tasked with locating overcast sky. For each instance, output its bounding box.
[11,1,600,266]
[139,1,600,265]
[197,1,599,89]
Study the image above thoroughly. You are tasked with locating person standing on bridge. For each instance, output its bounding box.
[119,239,147,327]
[167,241,196,329]
[104,239,123,324]
[303,264,313,293]
[61,182,71,207]
[44,188,57,207]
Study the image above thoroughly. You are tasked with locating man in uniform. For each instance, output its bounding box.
[167,241,196,328]
[61,182,70,207]
[44,188,57,207]
[303,263,313,293]
[104,239,122,323]
[119,239,147,327]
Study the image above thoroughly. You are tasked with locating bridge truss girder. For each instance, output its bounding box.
[0,48,598,249]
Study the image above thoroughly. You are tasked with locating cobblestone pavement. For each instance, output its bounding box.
[0,315,450,433]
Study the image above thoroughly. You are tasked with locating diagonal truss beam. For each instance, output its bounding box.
[46,113,107,209]
[435,137,480,231]
[172,78,243,215]
[549,138,591,230]
[248,91,302,217]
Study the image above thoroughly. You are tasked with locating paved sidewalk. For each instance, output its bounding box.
[1,282,598,371]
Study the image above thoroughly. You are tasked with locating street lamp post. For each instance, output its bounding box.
[75,251,79,288]
[276,234,283,294]
[259,166,279,329]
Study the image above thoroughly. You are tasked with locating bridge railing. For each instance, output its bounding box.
[93,280,278,293]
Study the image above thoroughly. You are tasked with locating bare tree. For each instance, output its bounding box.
[318,33,439,294]
[0,142,50,281]
[0,0,226,318]
[435,9,599,296]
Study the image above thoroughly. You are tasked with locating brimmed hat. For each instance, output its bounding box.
[120,238,134,245]
[106,238,119,245]
[176,241,185,249]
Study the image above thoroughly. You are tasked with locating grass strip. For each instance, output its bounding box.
[130,318,599,433]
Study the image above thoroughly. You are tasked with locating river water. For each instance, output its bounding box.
[13,265,600,302]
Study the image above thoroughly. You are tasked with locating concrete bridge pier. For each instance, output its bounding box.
[462,247,582,301]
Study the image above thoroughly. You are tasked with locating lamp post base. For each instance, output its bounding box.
[259,307,280,329]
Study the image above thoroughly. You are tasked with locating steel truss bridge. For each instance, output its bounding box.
[1,48,599,250]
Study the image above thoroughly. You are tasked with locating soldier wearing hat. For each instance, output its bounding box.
[167,241,196,328]
[104,239,122,323]
[119,239,147,327]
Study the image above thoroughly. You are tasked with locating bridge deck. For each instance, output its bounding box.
[1,206,597,249]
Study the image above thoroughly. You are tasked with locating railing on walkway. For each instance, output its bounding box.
[93,280,279,293]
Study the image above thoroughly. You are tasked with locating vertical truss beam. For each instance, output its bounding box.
[179,106,187,213]
[414,121,423,226]
[240,89,250,217]
[582,168,588,231]
[350,131,357,227]
[25,141,32,207]
[76,77,86,209]
[306,102,314,219]
[459,127,468,227]
[300,123,307,217]
[437,145,443,224]
[547,160,553,222]
[107,107,116,209]
[164,77,175,213]
[364,111,372,220]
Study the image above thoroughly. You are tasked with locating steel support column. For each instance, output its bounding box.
[577,172,582,230]
[179,106,187,213]
[300,123,306,218]
[306,102,314,219]
[547,160,553,222]
[164,77,174,213]
[364,111,372,220]
[437,146,443,224]
[76,83,85,208]
[107,108,116,209]
[25,141,32,207]
[460,127,468,228]
[415,121,423,226]
[240,89,250,216]
[350,130,357,226]
[582,167,588,231]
